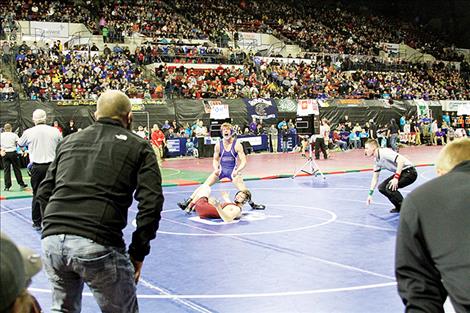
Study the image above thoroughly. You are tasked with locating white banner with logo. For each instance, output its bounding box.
[414,100,430,117]
[166,139,181,153]
[237,136,262,146]
[381,43,400,54]
[30,21,69,38]
[210,104,229,119]
[440,100,470,115]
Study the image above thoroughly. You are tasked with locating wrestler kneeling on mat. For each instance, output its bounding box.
[183,184,252,222]
[178,122,265,211]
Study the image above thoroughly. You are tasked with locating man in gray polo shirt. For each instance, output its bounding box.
[18,109,62,231]
[365,139,417,213]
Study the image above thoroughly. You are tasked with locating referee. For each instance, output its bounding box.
[18,109,62,231]
[0,123,28,191]
[364,139,417,213]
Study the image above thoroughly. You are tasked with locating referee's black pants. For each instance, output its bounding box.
[2,152,26,189]
[30,162,51,226]
[314,138,327,160]
[378,167,417,211]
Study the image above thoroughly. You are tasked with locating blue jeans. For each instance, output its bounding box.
[282,139,288,152]
[42,234,138,313]
[390,133,398,151]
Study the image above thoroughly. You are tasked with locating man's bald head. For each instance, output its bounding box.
[95,90,131,121]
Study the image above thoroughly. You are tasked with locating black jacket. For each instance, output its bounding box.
[395,160,470,312]
[38,118,164,261]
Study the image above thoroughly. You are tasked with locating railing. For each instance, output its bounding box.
[265,41,286,57]
[66,30,93,49]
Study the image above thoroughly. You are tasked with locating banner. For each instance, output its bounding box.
[203,100,221,113]
[166,139,181,153]
[336,99,364,106]
[210,104,229,119]
[381,43,400,54]
[277,98,297,112]
[457,103,470,115]
[440,100,470,114]
[30,21,69,38]
[297,99,319,116]
[244,98,278,121]
[237,136,262,146]
[414,100,430,117]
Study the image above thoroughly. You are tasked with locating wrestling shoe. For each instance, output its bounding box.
[389,207,400,213]
[250,203,266,210]
[184,206,194,214]
[178,198,192,211]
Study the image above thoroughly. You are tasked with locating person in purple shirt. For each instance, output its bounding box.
[249,117,258,133]
[178,123,265,211]
[433,128,446,145]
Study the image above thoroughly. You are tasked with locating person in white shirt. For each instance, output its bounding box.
[0,123,28,191]
[18,109,62,231]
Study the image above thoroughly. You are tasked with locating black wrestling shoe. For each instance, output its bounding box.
[178,198,192,211]
[389,207,400,213]
[250,203,266,210]
[32,223,42,232]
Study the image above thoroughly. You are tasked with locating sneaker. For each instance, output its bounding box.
[389,208,400,213]
[3,187,10,191]
[250,203,266,210]
[20,184,28,189]
[178,198,191,211]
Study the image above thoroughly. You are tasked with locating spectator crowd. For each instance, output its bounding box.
[0,0,467,61]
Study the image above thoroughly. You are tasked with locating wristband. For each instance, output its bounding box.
[394,173,401,179]
[368,189,374,196]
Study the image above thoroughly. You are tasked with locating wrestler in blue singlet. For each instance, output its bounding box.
[219,138,238,180]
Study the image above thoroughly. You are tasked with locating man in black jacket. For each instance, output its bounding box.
[37,90,164,313]
[395,138,470,313]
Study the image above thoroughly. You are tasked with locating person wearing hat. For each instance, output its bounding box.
[18,109,62,231]
[0,233,42,313]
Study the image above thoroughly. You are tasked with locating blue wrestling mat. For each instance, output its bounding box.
[2,167,455,313]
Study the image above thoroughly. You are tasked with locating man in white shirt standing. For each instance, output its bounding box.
[18,109,62,231]
[0,123,28,191]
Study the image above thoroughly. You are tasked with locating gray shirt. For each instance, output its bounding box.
[374,148,414,173]
[18,124,62,163]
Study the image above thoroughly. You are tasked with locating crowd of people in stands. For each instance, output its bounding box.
[0,0,95,29]
[95,0,208,42]
[11,37,469,101]
[1,0,469,101]
[1,0,466,62]
[15,41,158,101]
[0,74,16,100]
[156,57,469,100]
